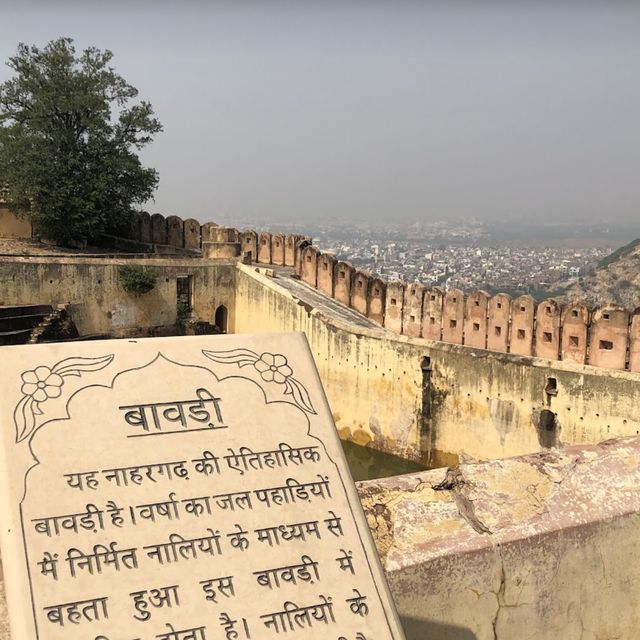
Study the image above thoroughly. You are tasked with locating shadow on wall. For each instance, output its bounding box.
[400,615,478,640]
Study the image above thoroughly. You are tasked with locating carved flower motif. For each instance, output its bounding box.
[20,366,64,403]
[254,353,293,384]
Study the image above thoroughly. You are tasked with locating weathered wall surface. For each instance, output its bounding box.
[0,257,236,337]
[235,266,640,466]
[358,436,640,640]
[0,204,31,239]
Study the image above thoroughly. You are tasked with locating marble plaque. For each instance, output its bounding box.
[0,333,405,640]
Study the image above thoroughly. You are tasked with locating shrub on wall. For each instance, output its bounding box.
[119,265,157,295]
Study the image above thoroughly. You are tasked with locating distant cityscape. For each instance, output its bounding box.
[212,216,631,298]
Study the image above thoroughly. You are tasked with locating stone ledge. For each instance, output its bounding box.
[357,436,640,639]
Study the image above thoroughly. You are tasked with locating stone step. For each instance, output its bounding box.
[0,313,49,333]
[0,304,53,319]
[0,328,33,346]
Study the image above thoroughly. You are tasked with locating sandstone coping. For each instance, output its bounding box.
[237,265,640,383]
[357,435,640,639]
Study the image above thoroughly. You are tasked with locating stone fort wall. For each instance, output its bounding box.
[235,264,640,466]
[3,204,640,374]
[294,243,640,373]
[0,256,236,337]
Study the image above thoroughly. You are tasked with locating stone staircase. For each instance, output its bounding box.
[0,304,54,345]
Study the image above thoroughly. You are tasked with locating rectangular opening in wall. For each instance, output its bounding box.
[473,322,480,331]
[572,309,578,317]
[176,275,193,313]
[410,315,416,323]
[430,295,436,301]
[261,239,267,245]
[430,317,435,325]
[322,263,328,271]
[569,336,579,347]
[543,332,552,343]
[497,302,502,309]
[520,306,526,312]
[603,313,610,320]
[545,306,552,316]
[452,297,457,303]
[275,241,280,247]
[357,281,363,289]
[474,300,480,306]
[421,356,432,419]
[450,319,457,329]
[339,271,345,279]
[373,288,380,295]
[545,377,558,396]
[517,329,525,339]
[600,340,614,350]
[391,298,397,305]
[495,326,502,336]
[306,256,311,262]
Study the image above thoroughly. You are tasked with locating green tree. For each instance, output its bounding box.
[0,38,162,245]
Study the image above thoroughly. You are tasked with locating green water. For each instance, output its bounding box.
[340,440,428,482]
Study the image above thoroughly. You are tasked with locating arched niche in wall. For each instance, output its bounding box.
[214,304,228,334]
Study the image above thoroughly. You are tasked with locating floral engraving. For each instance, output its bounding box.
[202,349,316,415]
[21,367,64,402]
[254,353,293,384]
[14,355,114,443]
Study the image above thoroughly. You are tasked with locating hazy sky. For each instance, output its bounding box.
[1,1,639,225]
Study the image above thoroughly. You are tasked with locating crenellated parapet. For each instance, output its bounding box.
[290,243,640,372]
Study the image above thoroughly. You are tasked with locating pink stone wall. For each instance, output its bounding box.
[403,283,424,338]
[441,289,464,344]
[561,304,589,364]
[535,299,561,360]
[422,288,444,341]
[384,282,405,334]
[351,271,370,316]
[510,295,535,356]
[464,290,489,348]
[486,293,510,352]
[589,305,629,370]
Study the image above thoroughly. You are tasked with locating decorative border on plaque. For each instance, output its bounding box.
[202,349,317,415]
[13,355,115,443]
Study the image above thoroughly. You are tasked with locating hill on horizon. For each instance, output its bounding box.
[558,238,640,309]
